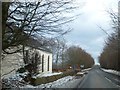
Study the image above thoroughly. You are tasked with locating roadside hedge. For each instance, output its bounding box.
[32,71,76,86]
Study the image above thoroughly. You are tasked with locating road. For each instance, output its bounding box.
[77,65,120,88]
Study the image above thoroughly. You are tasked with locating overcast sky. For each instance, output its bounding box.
[64,0,118,64]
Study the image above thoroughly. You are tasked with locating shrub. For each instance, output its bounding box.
[34,77,46,85]
[32,71,76,86]
[16,67,26,73]
[45,76,55,83]
[54,74,63,79]
[30,78,36,85]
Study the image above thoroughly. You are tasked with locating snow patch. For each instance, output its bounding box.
[81,68,91,72]
[9,72,29,80]
[77,72,84,75]
[102,68,120,76]
[35,72,63,78]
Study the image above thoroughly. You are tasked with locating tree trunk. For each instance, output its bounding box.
[2,2,10,40]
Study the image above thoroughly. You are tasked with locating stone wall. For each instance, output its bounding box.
[1,47,52,78]
[1,53,24,78]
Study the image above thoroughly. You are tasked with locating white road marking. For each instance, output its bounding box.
[116,85,120,88]
[105,77,120,88]
[114,78,120,82]
[105,77,112,82]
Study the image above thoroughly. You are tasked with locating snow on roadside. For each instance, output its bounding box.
[81,68,91,72]
[102,68,120,76]
[35,72,63,78]
[77,72,85,75]
[21,76,74,88]
[2,71,29,83]
[76,68,91,75]
[56,77,81,88]
[2,71,31,88]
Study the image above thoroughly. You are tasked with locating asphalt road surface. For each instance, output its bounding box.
[77,65,120,88]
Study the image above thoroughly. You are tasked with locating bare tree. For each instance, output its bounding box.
[64,46,94,69]
[99,8,119,70]
[50,37,67,68]
[2,1,77,54]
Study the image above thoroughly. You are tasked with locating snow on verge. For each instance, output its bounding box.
[81,68,91,72]
[34,72,63,78]
[102,68,120,76]
[77,72,85,75]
